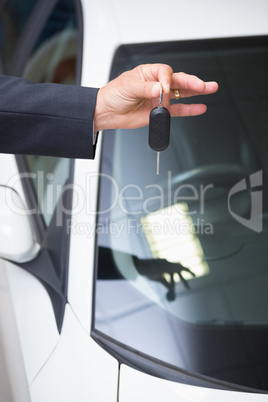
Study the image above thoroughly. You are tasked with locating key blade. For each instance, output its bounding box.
[156,152,160,175]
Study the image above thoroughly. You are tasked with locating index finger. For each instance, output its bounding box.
[138,64,174,94]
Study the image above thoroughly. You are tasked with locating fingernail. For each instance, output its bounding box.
[163,83,170,94]
[152,82,161,98]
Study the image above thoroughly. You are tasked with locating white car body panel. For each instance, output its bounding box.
[30,306,118,402]
[0,154,26,204]
[67,157,102,333]
[0,259,31,402]
[110,0,268,44]
[0,187,40,262]
[1,0,268,400]
[0,261,59,384]
[119,365,268,402]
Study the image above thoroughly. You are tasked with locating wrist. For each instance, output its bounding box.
[94,87,114,132]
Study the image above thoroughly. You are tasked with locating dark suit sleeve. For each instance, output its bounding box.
[0,75,99,159]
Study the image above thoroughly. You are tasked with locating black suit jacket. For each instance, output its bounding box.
[0,75,99,159]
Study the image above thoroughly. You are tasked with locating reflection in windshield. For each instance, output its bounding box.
[141,201,209,289]
[94,37,268,392]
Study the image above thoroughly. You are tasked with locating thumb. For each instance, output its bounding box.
[133,80,162,100]
[151,82,162,98]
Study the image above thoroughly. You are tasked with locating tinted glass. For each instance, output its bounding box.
[94,37,268,392]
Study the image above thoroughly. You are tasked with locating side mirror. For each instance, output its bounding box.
[0,186,40,263]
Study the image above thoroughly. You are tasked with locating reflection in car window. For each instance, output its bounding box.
[0,0,79,226]
[25,155,70,226]
[94,38,268,392]
[0,0,34,72]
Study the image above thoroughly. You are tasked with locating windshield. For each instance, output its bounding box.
[93,37,268,392]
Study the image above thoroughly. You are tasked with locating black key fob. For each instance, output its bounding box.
[149,105,170,152]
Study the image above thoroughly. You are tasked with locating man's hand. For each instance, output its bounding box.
[94,63,218,132]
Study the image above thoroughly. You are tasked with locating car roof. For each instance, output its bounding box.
[107,0,268,43]
[81,0,268,88]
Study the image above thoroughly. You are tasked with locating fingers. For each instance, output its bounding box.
[128,65,218,105]
[167,74,218,118]
[134,64,173,97]
[171,72,219,99]
[134,66,218,102]
[169,103,208,117]
[202,81,219,94]
[172,72,205,92]
[157,65,173,94]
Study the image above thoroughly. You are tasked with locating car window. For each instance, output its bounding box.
[93,37,268,392]
[0,0,82,330]
[0,0,80,226]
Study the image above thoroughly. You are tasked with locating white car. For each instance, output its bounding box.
[1,0,268,401]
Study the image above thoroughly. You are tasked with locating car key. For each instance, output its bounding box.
[148,85,170,175]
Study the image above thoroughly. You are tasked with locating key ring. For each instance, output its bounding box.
[158,85,163,107]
